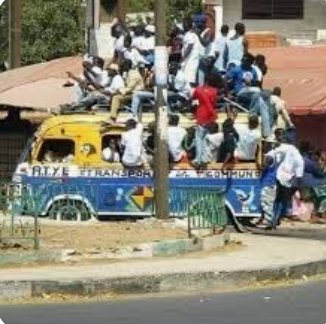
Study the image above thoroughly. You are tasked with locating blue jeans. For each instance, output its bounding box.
[194,125,208,164]
[131,91,155,117]
[271,181,293,227]
[237,88,272,138]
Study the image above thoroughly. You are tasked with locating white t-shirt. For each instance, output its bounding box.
[270,95,293,127]
[252,65,263,82]
[212,35,228,71]
[235,125,261,161]
[132,36,146,51]
[173,70,192,99]
[182,31,201,62]
[121,124,143,167]
[105,74,125,95]
[102,148,120,162]
[204,133,224,163]
[227,36,244,66]
[143,36,155,51]
[182,31,201,83]
[83,66,110,88]
[123,48,149,67]
[267,143,304,187]
[114,35,125,53]
[167,126,187,162]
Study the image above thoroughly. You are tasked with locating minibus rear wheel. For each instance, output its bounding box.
[48,200,93,222]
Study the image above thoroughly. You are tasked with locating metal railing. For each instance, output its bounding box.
[170,186,228,237]
[0,182,40,249]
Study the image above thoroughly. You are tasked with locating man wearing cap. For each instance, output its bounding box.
[109,59,144,123]
[141,25,155,65]
[75,63,125,110]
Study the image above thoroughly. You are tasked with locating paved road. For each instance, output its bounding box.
[0,280,325,324]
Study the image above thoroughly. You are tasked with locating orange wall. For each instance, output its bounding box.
[293,116,326,152]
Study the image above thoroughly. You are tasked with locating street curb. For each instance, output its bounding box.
[1,258,326,300]
[0,235,230,266]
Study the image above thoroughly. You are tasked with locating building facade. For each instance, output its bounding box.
[207,0,326,41]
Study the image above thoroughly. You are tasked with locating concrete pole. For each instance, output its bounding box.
[154,0,169,219]
[9,0,22,69]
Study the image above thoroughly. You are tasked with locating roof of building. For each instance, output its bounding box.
[0,56,82,110]
[255,45,326,115]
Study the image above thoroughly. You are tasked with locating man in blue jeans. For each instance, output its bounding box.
[227,53,274,138]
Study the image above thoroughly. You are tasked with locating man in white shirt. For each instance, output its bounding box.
[132,24,146,52]
[68,56,110,104]
[102,138,120,163]
[76,63,125,110]
[167,114,187,163]
[123,35,149,68]
[204,123,224,163]
[121,119,144,167]
[235,115,261,161]
[102,63,125,97]
[226,22,248,67]
[270,86,294,128]
[142,25,155,65]
[266,130,304,228]
[168,62,192,112]
[181,18,201,86]
[212,24,229,72]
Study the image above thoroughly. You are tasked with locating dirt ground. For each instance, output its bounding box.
[39,220,188,253]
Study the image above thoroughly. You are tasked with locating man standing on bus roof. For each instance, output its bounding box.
[192,71,219,168]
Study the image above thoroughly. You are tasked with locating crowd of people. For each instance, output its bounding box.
[59,13,326,227]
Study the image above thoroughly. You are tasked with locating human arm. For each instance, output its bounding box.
[243,38,249,55]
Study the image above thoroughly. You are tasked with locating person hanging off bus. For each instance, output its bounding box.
[120,118,144,168]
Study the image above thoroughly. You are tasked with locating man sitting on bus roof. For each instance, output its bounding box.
[234,115,261,162]
[167,114,187,163]
[108,59,144,123]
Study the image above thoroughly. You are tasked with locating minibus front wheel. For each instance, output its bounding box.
[48,199,94,222]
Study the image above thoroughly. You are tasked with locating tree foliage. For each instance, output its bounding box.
[0,0,84,66]
[0,0,203,67]
[127,0,203,25]
[0,1,9,64]
[21,0,84,65]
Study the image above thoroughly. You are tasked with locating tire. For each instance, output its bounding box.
[227,208,256,233]
[48,200,93,221]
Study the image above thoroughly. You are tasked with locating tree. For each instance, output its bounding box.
[0,1,9,66]
[127,0,203,25]
[21,0,84,65]
[0,0,84,66]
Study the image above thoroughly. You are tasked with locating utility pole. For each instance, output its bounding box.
[9,0,22,69]
[154,0,169,219]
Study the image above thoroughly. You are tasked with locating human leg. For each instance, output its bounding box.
[194,125,208,165]
[110,94,129,119]
[271,182,292,228]
[249,93,272,138]
[131,91,154,117]
[261,185,277,225]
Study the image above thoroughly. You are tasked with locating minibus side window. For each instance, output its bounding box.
[37,139,75,163]
[101,135,122,163]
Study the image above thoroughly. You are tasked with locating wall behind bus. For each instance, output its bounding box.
[223,0,326,41]
[293,115,326,152]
